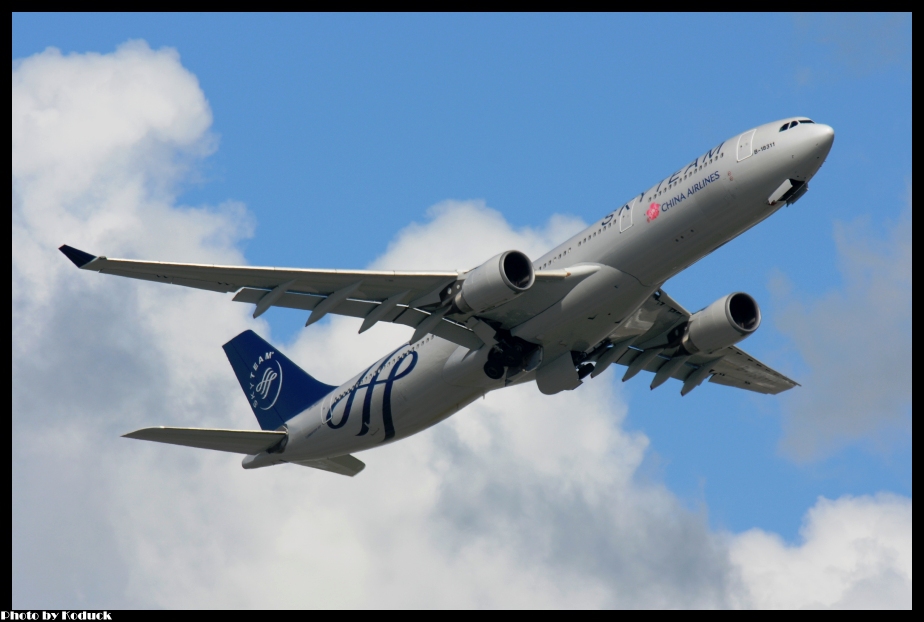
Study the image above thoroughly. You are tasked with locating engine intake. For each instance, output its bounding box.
[453,250,534,315]
[680,292,761,354]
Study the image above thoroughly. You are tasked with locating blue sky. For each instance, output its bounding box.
[12,13,911,606]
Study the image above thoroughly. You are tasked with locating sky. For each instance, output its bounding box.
[12,13,911,608]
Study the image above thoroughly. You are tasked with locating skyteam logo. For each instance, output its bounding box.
[249,351,283,410]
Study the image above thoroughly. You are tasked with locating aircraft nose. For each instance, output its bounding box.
[813,124,835,158]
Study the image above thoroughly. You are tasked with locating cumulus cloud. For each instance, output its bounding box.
[12,41,258,608]
[730,494,913,609]
[772,189,912,460]
[370,199,585,272]
[12,41,911,609]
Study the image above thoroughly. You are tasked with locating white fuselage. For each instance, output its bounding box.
[247,118,834,467]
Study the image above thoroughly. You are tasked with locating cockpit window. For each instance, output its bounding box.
[780,119,816,132]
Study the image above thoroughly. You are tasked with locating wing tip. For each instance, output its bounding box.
[122,427,163,439]
[59,244,98,268]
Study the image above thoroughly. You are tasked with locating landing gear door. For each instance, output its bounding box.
[618,199,635,233]
[736,129,756,162]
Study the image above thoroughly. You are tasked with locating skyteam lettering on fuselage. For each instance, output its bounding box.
[62,117,834,476]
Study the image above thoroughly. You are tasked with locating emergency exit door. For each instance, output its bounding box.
[618,200,635,232]
[736,129,756,162]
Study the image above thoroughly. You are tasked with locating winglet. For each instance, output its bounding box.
[58,245,98,268]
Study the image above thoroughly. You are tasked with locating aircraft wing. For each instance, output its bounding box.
[59,245,459,301]
[60,246,799,394]
[59,244,484,349]
[601,288,798,395]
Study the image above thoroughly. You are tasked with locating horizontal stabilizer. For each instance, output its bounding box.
[123,427,286,454]
[292,454,366,477]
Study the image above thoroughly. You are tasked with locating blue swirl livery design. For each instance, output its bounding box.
[324,346,418,441]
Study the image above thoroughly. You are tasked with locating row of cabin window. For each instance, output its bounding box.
[648,153,724,200]
[543,148,731,260]
[578,222,615,247]
[780,119,814,132]
[540,247,573,269]
[346,335,433,391]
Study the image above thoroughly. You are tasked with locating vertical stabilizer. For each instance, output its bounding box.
[223,330,336,430]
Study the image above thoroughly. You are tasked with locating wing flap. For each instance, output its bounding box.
[123,427,286,454]
[233,287,483,349]
[613,345,796,394]
[708,346,798,395]
[104,269,239,293]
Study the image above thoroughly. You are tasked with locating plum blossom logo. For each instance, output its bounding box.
[646,202,660,222]
[250,352,283,410]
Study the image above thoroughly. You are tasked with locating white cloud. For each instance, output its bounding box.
[772,189,912,460]
[13,41,258,608]
[730,494,913,609]
[370,199,585,272]
[12,41,911,609]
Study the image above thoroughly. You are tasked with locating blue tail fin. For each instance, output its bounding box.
[223,330,337,431]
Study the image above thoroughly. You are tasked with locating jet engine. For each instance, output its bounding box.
[678,292,761,354]
[452,250,535,315]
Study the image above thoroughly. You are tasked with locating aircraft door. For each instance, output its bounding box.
[736,129,756,162]
[618,199,635,232]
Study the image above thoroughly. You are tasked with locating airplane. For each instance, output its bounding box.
[60,117,834,477]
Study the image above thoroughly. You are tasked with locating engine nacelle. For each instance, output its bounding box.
[681,292,761,354]
[453,250,534,314]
